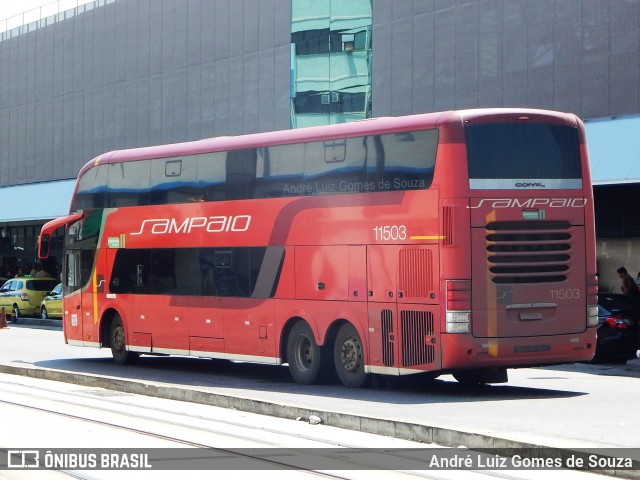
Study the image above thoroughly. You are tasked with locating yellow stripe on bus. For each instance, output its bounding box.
[93,269,99,326]
[410,235,446,240]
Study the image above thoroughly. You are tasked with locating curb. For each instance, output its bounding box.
[626,358,640,372]
[14,318,62,328]
[0,363,637,478]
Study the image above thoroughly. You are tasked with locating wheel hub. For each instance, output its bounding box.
[340,338,361,372]
[112,328,125,352]
[296,337,313,370]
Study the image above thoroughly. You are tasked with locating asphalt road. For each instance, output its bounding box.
[0,323,638,470]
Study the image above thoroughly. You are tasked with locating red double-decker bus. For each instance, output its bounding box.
[39,108,597,387]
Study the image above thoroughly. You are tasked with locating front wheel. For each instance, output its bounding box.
[334,323,367,388]
[110,315,139,365]
[41,307,48,320]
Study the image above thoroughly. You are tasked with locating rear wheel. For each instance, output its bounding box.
[110,315,139,365]
[334,323,367,388]
[286,321,331,384]
[12,305,20,324]
[41,307,48,320]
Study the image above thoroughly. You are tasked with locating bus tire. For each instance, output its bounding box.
[334,323,367,388]
[286,321,328,385]
[110,315,139,365]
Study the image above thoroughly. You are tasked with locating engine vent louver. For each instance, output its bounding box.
[380,310,436,368]
[399,249,433,297]
[442,206,454,246]
[381,309,394,367]
[401,310,435,367]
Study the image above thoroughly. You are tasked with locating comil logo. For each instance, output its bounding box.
[131,215,251,236]
[515,182,546,188]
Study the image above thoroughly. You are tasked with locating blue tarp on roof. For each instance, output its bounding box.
[585,115,640,185]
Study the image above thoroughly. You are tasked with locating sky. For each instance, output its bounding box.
[0,0,94,27]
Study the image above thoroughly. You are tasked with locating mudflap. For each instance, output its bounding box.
[453,367,508,385]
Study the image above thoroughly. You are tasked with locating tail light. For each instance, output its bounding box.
[446,280,471,333]
[606,315,630,330]
[586,275,598,327]
[20,292,29,301]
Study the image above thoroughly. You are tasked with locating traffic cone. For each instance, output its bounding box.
[0,307,7,328]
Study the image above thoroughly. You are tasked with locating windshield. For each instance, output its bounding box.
[27,280,59,291]
[465,122,582,189]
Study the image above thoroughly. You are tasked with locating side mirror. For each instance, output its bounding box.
[39,234,51,259]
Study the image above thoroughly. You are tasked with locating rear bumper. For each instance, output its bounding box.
[441,329,597,369]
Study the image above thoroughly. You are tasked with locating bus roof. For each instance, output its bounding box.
[78,108,579,178]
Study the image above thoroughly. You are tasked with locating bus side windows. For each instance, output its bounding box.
[108,247,280,298]
[226,149,257,200]
[150,250,176,294]
[109,250,135,294]
[109,250,152,294]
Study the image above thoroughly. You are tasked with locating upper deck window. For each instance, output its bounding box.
[71,128,438,210]
[465,123,582,189]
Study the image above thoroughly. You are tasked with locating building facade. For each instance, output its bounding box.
[0,0,639,288]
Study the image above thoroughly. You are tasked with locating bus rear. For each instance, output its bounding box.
[438,110,597,380]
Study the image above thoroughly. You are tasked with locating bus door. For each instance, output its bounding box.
[65,248,102,346]
[367,245,441,373]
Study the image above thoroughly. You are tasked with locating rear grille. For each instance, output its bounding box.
[486,221,572,284]
[401,310,435,367]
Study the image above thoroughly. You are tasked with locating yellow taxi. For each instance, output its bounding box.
[40,283,63,319]
[0,277,59,322]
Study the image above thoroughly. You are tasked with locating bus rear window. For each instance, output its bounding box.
[465,123,582,189]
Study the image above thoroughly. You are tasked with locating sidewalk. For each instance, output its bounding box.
[626,357,640,372]
[12,317,62,329]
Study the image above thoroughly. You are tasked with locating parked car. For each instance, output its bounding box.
[594,293,640,362]
[0,277,59,322]
[40,283,63,319]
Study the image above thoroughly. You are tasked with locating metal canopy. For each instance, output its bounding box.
[585,115,640,186]
[0,179,75,223]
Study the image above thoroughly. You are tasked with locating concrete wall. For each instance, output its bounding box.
[372,0,640,119]
[0,0,292,187]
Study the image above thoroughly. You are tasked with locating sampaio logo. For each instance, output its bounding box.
[131,215,251,236]
[468,198,588,209]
